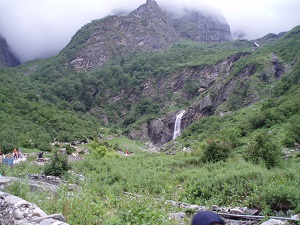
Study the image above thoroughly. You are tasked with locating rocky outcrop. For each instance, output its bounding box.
[0,190,68,225]
[62,0,232,70]
[63,0,179,70]
[0,35,20,67]
[168,9,232,43]
[146,48,290,147]
[143,52,249,146]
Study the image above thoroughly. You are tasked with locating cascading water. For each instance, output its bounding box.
[173,110,185,140]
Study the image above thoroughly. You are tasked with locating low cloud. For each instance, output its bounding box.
[0,0,299,62]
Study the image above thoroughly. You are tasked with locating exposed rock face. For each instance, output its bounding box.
[0,35,20,67]
[62,0,232,70]
[168,9,232,43]
[145,48,290,147]
[141,52,252,147]
[64,0,179,70]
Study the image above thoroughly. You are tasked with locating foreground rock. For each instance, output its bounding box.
[0,191,69,225]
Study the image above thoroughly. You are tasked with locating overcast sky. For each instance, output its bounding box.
[0,0,299,63]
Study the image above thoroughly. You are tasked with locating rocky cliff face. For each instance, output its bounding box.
[142,49,289,147]
[127,52,269,147]
[62,0,232,70]
[0,35,20,67]
[168,9,232,43]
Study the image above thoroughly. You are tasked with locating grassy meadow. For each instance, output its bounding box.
[1,129,300,224]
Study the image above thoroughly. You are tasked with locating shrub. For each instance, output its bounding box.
[89,141,117,159]
[63,144,76,155]
[244,132,282,169]
[44,150,70,176]
[259,184,299,212]
[201,140,231,163]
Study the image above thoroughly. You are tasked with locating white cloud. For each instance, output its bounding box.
[0,0,299,62]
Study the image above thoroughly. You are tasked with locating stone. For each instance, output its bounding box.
[32,207,47,217]
[33,214,66,223]
[212,205,222,211]
[248,209,260,215]
[5,195,24,205]
[169,212,186,220]
[188,204,201,211]
[14,200,31,207]
[14,219,32,225]
[229,208,244,214]
[13,208,24,220]
[68,183,77,191]
[261,219,285,225]
[39,218,56,225]
[0,191,69,225]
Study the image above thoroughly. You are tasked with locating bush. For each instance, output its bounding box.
[63,144,76,155]
[258,184,299,212]
[89,141,117,159]
[244,132,282,169]
[44,150,70,176]
[201,140,231,163]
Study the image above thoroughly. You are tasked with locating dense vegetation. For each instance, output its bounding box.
[1,136,299,224]
[0,26,300,224]
[0,38,253,151]
[0,66,103,152]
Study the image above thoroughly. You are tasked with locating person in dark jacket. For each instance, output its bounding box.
[191,211,225,225]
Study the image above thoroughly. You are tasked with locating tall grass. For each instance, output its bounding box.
[3,146,300,224]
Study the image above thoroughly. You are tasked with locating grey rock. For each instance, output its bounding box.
[0,35,20,67]
[169,212,186,220]
[32,207,47,217]
[33,214,66,223]
[14,219,34,225]
[229,208,244,214]
[248,209,260,215]
[261,219,285,225]
[39,218,57,225]
[13,208,24,220]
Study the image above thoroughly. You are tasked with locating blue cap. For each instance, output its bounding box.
[191,211,225,225]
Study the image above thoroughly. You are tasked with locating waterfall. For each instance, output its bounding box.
[173,110,185,140]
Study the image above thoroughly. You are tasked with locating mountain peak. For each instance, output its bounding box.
[0,35,20,67]
[130,0,164,18]
[62,0,232,70]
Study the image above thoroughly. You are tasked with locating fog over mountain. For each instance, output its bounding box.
[0,0,299,62]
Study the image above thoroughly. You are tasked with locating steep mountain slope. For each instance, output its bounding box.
[0,35,20,67]
[167,8,232,43]
[61,0,232,70]
[128,26,300,146]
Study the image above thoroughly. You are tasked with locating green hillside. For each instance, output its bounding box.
[0,65,103,152]
[1,26,300,224]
